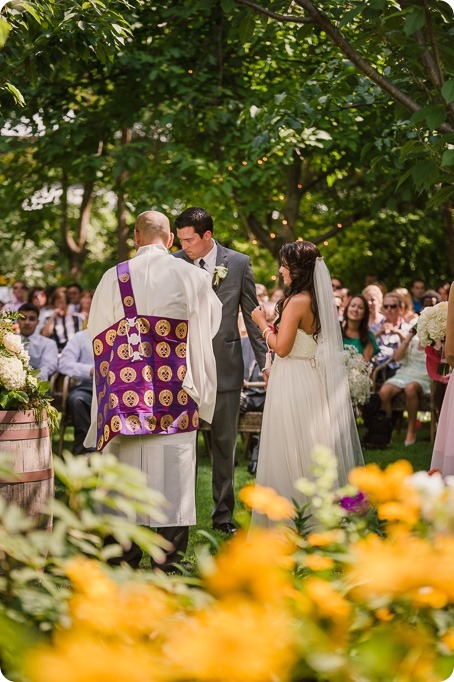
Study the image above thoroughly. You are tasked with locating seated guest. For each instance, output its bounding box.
[78,289,93,323]
[58,328,95,456]
[341,294,378,362]
[394,287,418,324]
[379,324,429,446]
[66,282,83,313]
[362,284,385,335]
[411,278,425,314]
[373,291,411,382]
[421,289,441,309]
[438,281,451,302]
[3,280,28,311]
[240,335,266,476]
[334,293,344,321]
[255,283,269,303]
[17,303,58,381]
[40,287,84,352]
[28,286,49,324]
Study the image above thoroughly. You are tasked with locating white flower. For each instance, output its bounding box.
[26,374,39,389]
[0,355,27,391]
[343,346,371,405]
[417,302,448,347]
[2,332,23,355]
[213,265,228,287]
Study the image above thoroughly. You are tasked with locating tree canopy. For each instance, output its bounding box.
[0,0,452,291]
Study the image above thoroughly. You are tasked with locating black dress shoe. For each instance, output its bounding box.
[212,522,237,535]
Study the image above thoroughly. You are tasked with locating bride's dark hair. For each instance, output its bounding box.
[275,241,321,338]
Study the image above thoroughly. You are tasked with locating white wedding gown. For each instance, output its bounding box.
[253,329,343,527]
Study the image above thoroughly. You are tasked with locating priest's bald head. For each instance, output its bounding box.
[134,211,174,249]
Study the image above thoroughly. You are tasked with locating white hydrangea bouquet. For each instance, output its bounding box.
[417,302,451,380]
[0,310,57,425]
[417,301,448,348]
[343,345,372,406]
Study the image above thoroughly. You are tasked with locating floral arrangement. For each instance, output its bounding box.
[0,310,57,425]
[11,447,453,682]
[417,302,451,380]
[417,302,448,348]
[343,344,372,406]
[213,264,228,287]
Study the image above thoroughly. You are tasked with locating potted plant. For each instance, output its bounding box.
[0,309,58,525]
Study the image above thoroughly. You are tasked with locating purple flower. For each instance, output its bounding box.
[338,491,370,516]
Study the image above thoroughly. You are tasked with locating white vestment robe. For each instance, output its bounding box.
[84,244,222,526]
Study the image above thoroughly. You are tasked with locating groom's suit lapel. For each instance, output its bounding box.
[213,242,229,294]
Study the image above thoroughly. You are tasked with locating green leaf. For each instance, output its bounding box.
[441,149,454,167]
[410,104,446,129]
[4,82,25,106]
[238,15,255,44]
[220,0,236,12]
[338,7,362,28]
[411,160,438,186]
[20,1,42,24]
[399,139,420,163]
[404,8,425,36]
[441,80,454,104]
[427,184,454,209]
[0,17,11,48]
[395,167,413,190]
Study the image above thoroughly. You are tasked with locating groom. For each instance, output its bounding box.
[174,207,267,534]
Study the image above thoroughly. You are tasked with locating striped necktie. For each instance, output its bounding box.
[199,258,206,270]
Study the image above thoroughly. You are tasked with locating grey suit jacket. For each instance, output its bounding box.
[174,242,267,392]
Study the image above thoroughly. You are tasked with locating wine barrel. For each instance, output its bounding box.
[0,410,54,529]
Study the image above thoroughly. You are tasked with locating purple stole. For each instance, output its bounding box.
[92,260,199,451]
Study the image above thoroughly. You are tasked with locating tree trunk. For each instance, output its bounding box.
[60,173,93,280]
[116,128,133,263]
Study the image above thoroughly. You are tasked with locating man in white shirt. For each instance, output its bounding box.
[58,328,95,456]
[17,303,58,381]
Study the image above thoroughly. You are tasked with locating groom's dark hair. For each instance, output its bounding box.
[175,206,214,238]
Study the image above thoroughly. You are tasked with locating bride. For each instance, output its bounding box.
[251,241,363,527]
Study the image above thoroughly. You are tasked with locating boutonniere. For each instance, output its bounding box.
[213,265,228,287]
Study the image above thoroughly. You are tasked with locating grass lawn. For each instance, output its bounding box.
[54,414,433,566]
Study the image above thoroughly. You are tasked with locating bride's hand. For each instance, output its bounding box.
[251,305,266,327]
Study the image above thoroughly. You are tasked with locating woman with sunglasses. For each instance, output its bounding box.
[379,321,429,446]
[373,292,412,384]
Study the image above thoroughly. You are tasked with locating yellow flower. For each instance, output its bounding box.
[441,630,454,651]
[375,607,394,621]
[347,533,454,605]
[303,554,334,571]
[202,528,296,603]
[26,634,168,682]
[165,596,297,682]
[377,500,420,526]
[349,460,422,528]
[304,577,351,623]
[65,557,114,599]
[239,484,295,521]
[66,558,176,639]
[306,530,345,547]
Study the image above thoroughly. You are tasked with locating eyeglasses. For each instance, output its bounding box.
[13,285,26,290]
[383,304,398,309]
[333,285,342,291]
